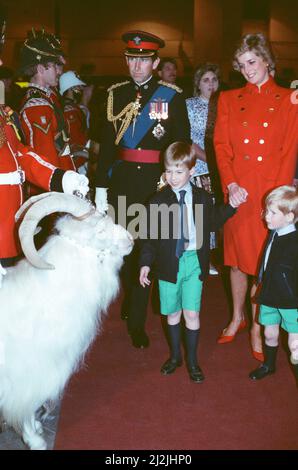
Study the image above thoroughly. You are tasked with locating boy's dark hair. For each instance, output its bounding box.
[163,142,196,170]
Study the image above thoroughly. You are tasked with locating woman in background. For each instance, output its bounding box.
[186,63,221,274]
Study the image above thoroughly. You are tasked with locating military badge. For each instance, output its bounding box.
[149,98,168,139]
[133,36,142,45]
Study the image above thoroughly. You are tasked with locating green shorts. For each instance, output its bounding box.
[259,304,298,333]
[158,250,203,315]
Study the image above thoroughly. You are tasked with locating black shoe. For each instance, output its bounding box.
[160,358,182,375]
[188,365,205,383]
[130,329,149,348]
[249,364,275,380]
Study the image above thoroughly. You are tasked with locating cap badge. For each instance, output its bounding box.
[133,36,142,45]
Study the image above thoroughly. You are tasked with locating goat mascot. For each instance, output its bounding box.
[0,192,133,449]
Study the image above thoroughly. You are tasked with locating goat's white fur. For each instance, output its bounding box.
[0,202,133,450]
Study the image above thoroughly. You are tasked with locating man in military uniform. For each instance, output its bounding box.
[59,70,89,174]
[0,11,89,282]
[19,29,75,198]
[95,30,190,348]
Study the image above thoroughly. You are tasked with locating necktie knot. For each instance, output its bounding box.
[179,190,186,204]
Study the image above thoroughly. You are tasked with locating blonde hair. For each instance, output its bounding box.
[265,185,298,223]
[233,33,275,73]
[163,142,196,170]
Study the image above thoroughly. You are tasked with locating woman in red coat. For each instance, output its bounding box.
[214,33,298,360]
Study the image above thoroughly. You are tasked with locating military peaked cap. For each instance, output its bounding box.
[122,30,165,57]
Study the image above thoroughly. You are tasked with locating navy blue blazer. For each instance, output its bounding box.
[139,184,236,283]
[256,229,298,309]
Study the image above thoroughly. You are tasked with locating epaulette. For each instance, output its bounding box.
[158,80,182,93]
[107,80,130,93]
[20,98,53,115]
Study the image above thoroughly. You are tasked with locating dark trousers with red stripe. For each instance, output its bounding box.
[108,159,161,333]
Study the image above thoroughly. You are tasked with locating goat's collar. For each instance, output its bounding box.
[57,234,111,261]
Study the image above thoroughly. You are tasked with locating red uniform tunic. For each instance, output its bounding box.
[20,84,75,173]
[214,77,298,275]
[63,101,88,170]
[0,106,58,258]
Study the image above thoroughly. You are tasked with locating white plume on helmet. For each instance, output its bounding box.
[59,70,86,95]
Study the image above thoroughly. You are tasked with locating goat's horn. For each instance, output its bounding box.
[19,193,94,270]
[15,192,55,221]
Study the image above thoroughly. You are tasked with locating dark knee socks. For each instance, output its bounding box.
[185,327,200,368]
[167,323,181,361]
[264,344,278,370]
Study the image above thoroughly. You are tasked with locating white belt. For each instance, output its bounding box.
[0,169,26,185]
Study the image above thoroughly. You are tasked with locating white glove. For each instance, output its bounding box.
[95,187,108,212]
[62,171,89,197]
[0,262,7,288]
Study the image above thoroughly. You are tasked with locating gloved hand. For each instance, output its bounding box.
[95,187,108,212]
[62,171,89,197]
[0,262,7,288]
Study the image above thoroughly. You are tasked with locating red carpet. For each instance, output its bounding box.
[55,276,298,450]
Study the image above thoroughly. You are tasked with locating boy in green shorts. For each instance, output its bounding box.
[249,185,298,383]
[139,142,238,383]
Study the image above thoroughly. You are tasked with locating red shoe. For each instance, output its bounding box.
[252,350,265,362]
[217,320,247,344]
[250,333,264,361]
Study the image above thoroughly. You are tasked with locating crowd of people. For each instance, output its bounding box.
[0,6,297,387]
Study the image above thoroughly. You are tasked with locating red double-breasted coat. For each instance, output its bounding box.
[214,77,298,275]
[0,106,58,258]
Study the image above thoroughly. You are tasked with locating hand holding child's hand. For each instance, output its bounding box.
[139,266,151,288]
[228,183,248,208]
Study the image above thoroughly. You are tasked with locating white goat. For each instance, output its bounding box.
[0,193,133,450]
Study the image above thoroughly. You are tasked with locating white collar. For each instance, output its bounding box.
[29,82,52,97]
[276,224,296,237]
[172,181,192,198]
[134,75,152,87]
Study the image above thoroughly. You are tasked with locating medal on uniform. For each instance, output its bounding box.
[149,98,168,140]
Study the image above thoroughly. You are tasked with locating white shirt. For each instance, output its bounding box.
[172,182,197,251]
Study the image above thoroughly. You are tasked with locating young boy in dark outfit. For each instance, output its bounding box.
[249,185,298,383]
[139,142,241,383]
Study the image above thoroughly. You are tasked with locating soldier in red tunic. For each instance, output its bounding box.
[19,30,75,195]
[214,33,298,360]
[0,14,89,280]
[59,71,89,173]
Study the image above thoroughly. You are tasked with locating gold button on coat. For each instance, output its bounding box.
[257,156,263,161]
[244,138,249,143]
[259,139,265,144]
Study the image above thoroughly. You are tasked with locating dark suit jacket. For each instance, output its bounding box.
[256,229,298,309]
[139,184,236,283]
